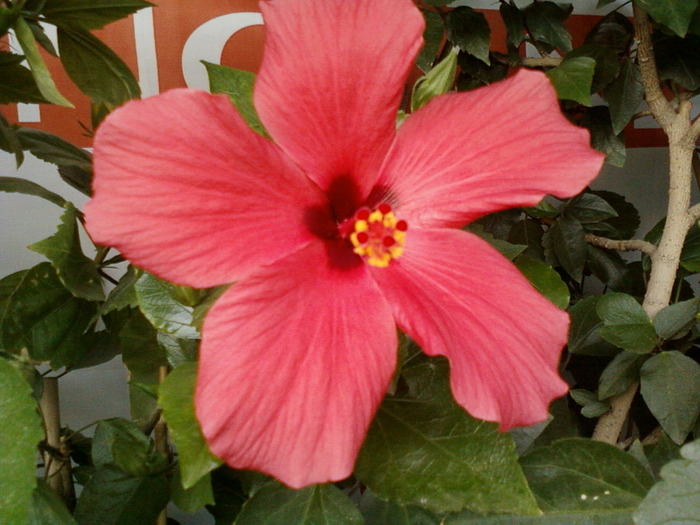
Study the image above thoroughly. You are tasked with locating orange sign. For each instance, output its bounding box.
[5,2,665,148]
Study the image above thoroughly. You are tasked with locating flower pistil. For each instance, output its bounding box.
[348,203,407,267]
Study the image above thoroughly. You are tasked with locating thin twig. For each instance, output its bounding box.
[585,234,657,255]
[521,56,562,68]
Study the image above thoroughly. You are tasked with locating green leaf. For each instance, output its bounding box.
[416,9,444,73]
[581,106,626,167]
[359,490,441,525]
[73,467,169,525]
[524,1,573,52]
[653,298,699,340]
[568,296,620,356]
[587,190,640,240]
[40,0,153,30]
[604,61,644,134]
[567,44,620,92]
[412,46,458,111]
[586,246,631,291]
[159,362,221,489]
[654,33,700,90]
[569,389,611,418]
[521,438,654,511]
[0,111,23,167]
[566,193,618,224]
[58,25,140,107]
[598,351,648,400]
[645,431,683,480]
[207,467,249,525]
[468,224,527,261]
[0,263,97,368]
[27,481,77,525]
[157,331,198,368]
[97,267,138,318]
[13,16,73,107]
[234,481,364,525]
[171,468,215,515]
[646,220,700,272]
[584,11,635,53]
[514,255,570,309]
[92,418,167,477]
[500,1,526,47]
[596,293,657,354]
[204,62,267,136]
[544,216,587,283]
[0,357,43,525]
[635,0,699,37]
[0,176,67,207]
[28,203,104,301]
[446,7,491,64]
[135,273,199,339]
[634,440,700,524]
[0,51,46,104]
[445,508,635,524]
[507,219,545,260]
[546,56,596,106]
[16,127,93,173]
[355,355,539,515]
[640,351,700,444]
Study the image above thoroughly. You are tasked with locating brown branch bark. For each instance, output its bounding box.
[155,365,169,525]
[521,56,562,68]
[585,234,657,255]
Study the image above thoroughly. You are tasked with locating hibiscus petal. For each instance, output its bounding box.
[195,240,397,488]
[85,89,328,288]
[372,228,569,430]
[254,0,424,213]
[376,69,605,228]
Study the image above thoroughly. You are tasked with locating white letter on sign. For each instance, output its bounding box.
[181,12,264,91]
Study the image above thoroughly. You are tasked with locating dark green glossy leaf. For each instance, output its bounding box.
[586,246,631,291]
[521,438,654,511]
[159,362,221,489]
[645,431,682,480]
[27,19,58,56]
[92,418,167,477]
[654,33,700,90]
[567,44,620,92]
[171,468,214,515]
[584,11,634,52]
[567,193,618,224]
[514,255,569,309]
[417,9,444,73]
[0,51,46,104]
[27,481,77,525]
[206,467,249,525]
[524,1,573,52]
[157,331,198,368]
[445,508,635,524]
[204,61,267,136]
[14,16,73,107]
[356,355,538,515]
[0,357,43,525]
[545,56,595,105]
[456,50,508,90]
[97,267,138,318]
[604,61,644,135]
[359,490,441,525]
[234,481,364,525]
[507,219,545,260]
[568,297,619,356]
[0,111,23,167]
[636,0,699,37]
[646,220,700,272]
[653,298,699,339]
[40,0,153,30]
[58,25,140,106]
[544,216,587,282]
[16,127,93,173]
[135,272,199,339]
[58,165,93,196]
[0,176,67,207]
[596,293,657,354]
[500,1,526,47]
[525,199,560,219]
[570,389,611,418]
[640,351,700,444]
[0,263,97,368]
[29,203,104,301]
[468,224,527,261]
[587,190,640,240]
[412,47,458,111]
[422,0,451,5]
[634,440,700,524]
[73,467,169,525]
[598,351,647,400]
[446,7,490,64]
[581,106,626,167]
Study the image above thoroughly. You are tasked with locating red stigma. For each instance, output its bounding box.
[382,236,396,247]
[356,231,369,244]
[396,220,408,231]
[378,203,392,214]
[356,208,370,221]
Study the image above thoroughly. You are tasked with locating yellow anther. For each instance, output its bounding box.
[347,204,408,267]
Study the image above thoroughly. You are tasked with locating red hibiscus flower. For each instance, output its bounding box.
[85,0,604,488]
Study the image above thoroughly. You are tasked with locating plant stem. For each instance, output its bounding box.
[39,377,76,509]
[155,365,169,525]
[585,234,656,255]
[592,5,700,444]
